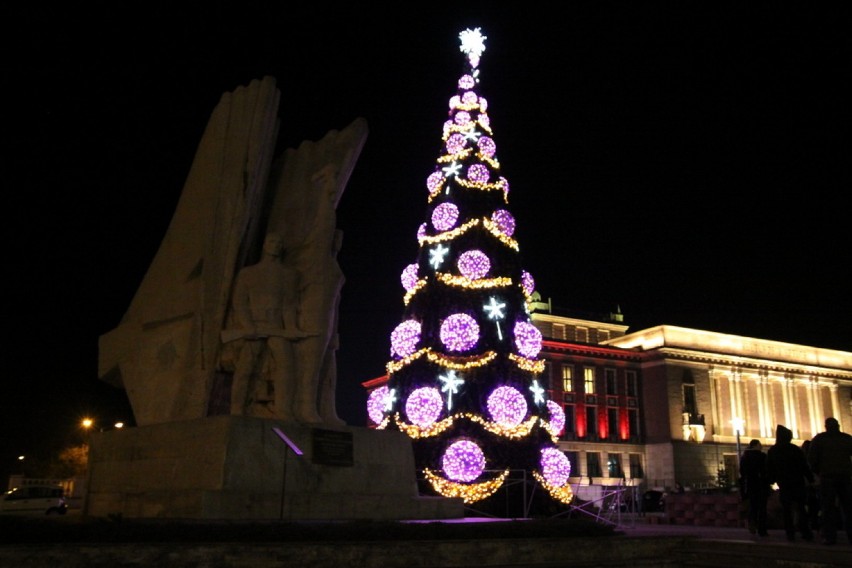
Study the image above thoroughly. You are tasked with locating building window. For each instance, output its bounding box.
[628,408,639,440]
[561,364,573,392]
[682,384,697,418]
[626,370,638,397]
[585,406,597,440]
[584,367,595,394]
[599,329,610,341]
[629,453,644,479]
[563,405,575,436]
[681,370,698,422]
[564,451,580,477]
[576,327,588,343]
[552,323,565,340]
[607,453,624,479]
[607,407,619,441]
[605,368,617,395]
[587,452,602,478]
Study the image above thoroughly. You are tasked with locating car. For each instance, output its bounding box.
[0,484,67,515]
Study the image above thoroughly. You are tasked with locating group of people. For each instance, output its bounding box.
[738,417,852,544]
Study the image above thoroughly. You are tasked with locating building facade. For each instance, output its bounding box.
[364,300,852,496]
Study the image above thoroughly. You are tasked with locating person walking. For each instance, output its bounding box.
[739,439,771,537]
[801,439,821,533]
[767,424,814,541]
[807,417,852,545]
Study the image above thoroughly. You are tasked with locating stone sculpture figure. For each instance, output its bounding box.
[287,164,345,423]
[222,232,309,418]
[98,77,282,425]
[98,72,368,425]
[317,229,346,425]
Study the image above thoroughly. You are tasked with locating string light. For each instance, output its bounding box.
[438,370,465,410]
[423,468,508,504]
[440,313,480,352]
[507,353,545,373]
[529,379,545,404]
[386,348,498,375]
[457,249,491,280]
[442,439,485,482]
[437,149,473,163]
[445,133,468,155]
[385,388,397,411]
[442,161,462,178]
[367,386,389,424]
[436,273,512,290]
[390,320,422,358]
[401,263,419,291]
[539,447,572,486]
[427,171,445,198]
[483,296,506,339]
[545,400,566,438]
[514,320,543,358]
[531,471,574,505]
[466,163,490,184]
[487,386,527,428]
[429,244,449,269]
[418,217,518,251]
[459,28,487,68]
[403,278,428,305]
[405,387,444,427]
[478,136,496,158]
[392,410,541,440]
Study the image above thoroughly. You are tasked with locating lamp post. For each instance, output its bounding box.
[732,417,744,457]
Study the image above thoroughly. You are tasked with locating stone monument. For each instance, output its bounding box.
[92,76,462,520]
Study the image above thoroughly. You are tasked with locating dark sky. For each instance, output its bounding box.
[4,4,848,481]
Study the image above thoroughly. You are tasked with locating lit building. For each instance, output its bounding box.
[363,297,852,494]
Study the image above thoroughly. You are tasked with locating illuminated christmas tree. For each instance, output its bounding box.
[369,28,573,507]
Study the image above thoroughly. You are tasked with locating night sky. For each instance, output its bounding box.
[4,4,848,483]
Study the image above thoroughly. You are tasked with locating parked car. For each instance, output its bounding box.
[0,484,67,515]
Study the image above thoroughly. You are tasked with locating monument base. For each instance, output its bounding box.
[85,416,463,520]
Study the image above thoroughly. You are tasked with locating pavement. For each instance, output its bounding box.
[618,519,851,545]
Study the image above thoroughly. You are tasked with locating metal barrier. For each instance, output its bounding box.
[421,471,641,527]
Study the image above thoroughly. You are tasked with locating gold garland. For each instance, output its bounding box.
[423,468,509,504]
[531,471,574,505]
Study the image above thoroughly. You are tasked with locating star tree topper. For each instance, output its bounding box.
[459,28,487,68]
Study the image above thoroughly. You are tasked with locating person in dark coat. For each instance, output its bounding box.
[767,424,814,541]
[801,439,821,532]
[739,438,771,537]
[807,417,852,545]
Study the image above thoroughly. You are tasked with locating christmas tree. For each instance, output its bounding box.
[370,28,573,507]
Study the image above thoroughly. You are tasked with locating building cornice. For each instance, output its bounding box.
[541,340,643,362]
[532,312,629,334]
[644,347,852,380]
[604,325,852,375]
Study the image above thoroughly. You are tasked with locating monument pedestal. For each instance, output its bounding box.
[85,416,463,520]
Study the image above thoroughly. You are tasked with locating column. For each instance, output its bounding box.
[730,367,744,437]
[709,365,721,438]
[757,372,770,438]
[806,376,819,437]
[829,382,842,429]
[786,374,800,439]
